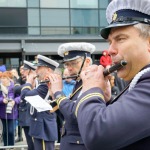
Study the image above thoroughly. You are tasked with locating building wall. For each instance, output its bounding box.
[0,0,111,69]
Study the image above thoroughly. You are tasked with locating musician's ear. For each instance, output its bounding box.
[85,58,91,66]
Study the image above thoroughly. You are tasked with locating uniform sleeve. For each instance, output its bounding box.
[74,79,150,150]
[13,83,21,96]
[54,91,75,120]
[21,83,48,99]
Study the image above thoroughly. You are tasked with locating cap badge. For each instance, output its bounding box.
[64,51,69,56]
[112,12,117,21]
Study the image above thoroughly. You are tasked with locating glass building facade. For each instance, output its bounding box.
[0,0,110,69]
[0,0,109,35]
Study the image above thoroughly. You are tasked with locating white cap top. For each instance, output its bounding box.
[106,0,150,24]
[23,60,37,70]
[36,54,59,70]
[58,42,96,62]
[100,0,150,39]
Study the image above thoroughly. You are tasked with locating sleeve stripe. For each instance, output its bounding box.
[56,97,66,107]
[14,84,20,87]
[75,93,104,117]
[21,86,32,91]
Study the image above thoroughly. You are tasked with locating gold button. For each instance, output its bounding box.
[77,141,80,144]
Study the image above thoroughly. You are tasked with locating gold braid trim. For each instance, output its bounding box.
[56,96,66,107]
[21,86,32,91]
[42,139,46,150]
[14,83,20,87]
[75,93,104,117]
[70,85,82,99]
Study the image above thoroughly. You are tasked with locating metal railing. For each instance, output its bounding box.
[0,144,27,150]
[0,142,60,150]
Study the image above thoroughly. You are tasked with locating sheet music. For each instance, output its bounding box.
[25,95,53,112]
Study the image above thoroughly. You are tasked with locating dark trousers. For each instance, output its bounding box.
[1,119,15,146]
[34,138,54,150]
[56,116,63,143]
[17,125,23,139]
[23,126,34,150]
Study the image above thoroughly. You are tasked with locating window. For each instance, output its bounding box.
[71,9,98,27]
[28,0,39,8]
[41,9,69,26]
[99,10,108,26]
[28,27,40,35]
[70,0,98,8]
[41,27,69,35]
[28,9,40,26]
[40,0,69,8]
[99,0,109,8]
[0,8,27,34]
[0,0,26,7]
[71,27,99,35]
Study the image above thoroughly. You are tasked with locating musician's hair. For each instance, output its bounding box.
[134,23,150,38]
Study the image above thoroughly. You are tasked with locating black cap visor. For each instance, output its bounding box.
[34,62,55,70]
[62,56,82,63]
[100,21,139,39]
[33,63,47,67]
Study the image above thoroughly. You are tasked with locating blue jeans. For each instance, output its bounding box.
[1,119,15,146]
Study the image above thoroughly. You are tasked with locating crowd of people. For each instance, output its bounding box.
[0,46,125,150]
[0,61,77,149]
[0,0,149,149]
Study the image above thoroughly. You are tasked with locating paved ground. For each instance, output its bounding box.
[0,120,60,149]
[0,131,60,150]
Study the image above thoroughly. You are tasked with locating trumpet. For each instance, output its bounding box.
[40,60,127,84]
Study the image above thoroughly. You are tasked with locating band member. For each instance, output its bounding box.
[47,42,96,150]
[73,0,150,149]
[21,55,59,150]
[15,61,36,150]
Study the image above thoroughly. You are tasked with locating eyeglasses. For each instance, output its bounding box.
[64,59,83,68]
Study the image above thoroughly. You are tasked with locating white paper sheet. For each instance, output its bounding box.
[25,95,53,112]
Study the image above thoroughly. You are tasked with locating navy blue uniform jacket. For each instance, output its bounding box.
[74,65,150,150]
[14,82,31,127]
[21,83,58,141]
[55,80,87,150]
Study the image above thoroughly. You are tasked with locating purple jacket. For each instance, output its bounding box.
[0,81,20,119]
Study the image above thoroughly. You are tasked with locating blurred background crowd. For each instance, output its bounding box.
[0,52,126,149]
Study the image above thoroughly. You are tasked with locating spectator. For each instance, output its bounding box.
[11,68,23,142]
[100,50,112,68]
[0,72,20,147]
[62,68,76,98]
[108,73,120,100]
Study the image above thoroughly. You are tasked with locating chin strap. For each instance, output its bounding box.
[75,53,87,80]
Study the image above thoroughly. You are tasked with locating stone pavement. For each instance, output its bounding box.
[0,136,60,150]
[0,121,60,150]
